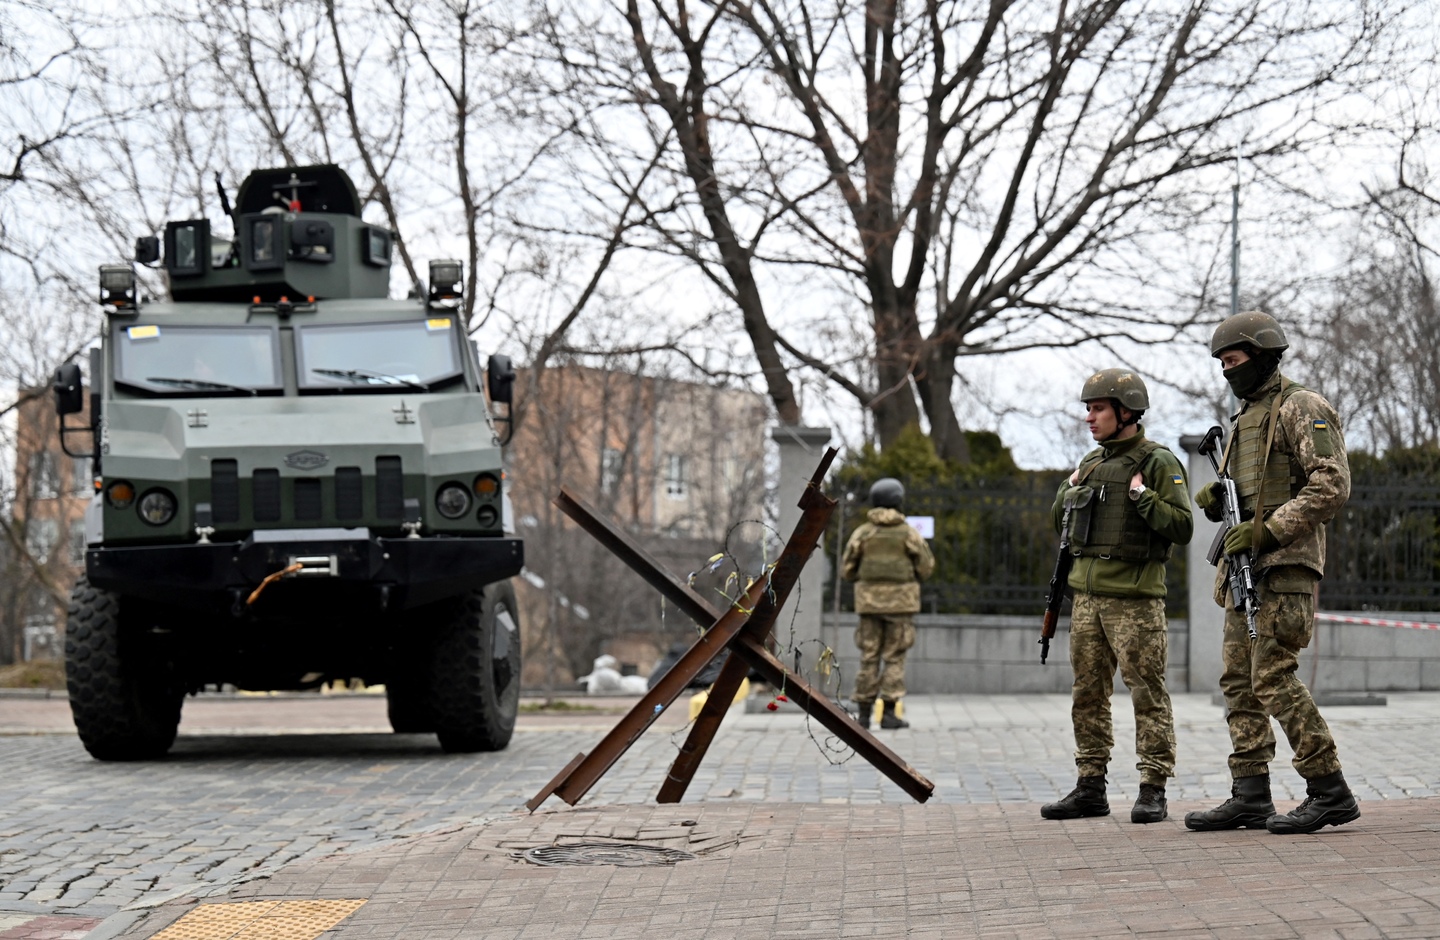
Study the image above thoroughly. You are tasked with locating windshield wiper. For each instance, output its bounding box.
[146,376,258,395]
[311,367,429,391]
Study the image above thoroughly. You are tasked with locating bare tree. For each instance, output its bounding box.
[1304,176,1439,454]
[553,0,1412,459]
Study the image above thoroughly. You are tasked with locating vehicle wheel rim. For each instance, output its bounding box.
[492,602,517,696]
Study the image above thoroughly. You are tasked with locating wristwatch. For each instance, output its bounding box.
[1128,483,1147,502]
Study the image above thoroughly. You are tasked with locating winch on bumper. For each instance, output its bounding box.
[85,527,524,613]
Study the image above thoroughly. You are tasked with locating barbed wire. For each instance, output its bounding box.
[657,518,859,767]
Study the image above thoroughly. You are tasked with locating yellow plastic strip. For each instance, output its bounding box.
[148,899,366,940]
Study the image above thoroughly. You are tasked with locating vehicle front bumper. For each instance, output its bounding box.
[86,528,524,612]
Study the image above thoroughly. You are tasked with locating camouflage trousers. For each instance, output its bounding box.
[1220,571,1340,779]
[853,614,916,702]
[1069,593,1176,785]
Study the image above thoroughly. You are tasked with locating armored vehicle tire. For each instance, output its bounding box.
[64,576,183,761]
[426,580,521,753]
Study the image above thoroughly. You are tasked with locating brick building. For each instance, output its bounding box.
[2,387,93,664]
[504,365,769,689]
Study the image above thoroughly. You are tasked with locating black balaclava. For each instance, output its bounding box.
[1222,349,1282,399]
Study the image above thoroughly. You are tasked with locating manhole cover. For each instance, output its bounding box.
[521,842,697,867]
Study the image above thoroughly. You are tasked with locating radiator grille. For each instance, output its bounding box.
[211,459,239,523]
[375,456,403,519]
[294,478,322,520]
[335,467,363,520]
[253,469,281,521]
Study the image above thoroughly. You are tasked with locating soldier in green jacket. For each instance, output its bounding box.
[841,478,935,730]
[1042,369,1193,824]
[1185,311,1360,835]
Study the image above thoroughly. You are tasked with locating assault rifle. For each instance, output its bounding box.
[1040,487,1090,664]
[1199,425,1260,640]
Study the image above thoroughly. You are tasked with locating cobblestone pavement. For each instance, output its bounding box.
[2,691,1439,935]
[122,798,1440,940]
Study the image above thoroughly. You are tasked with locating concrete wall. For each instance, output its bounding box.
[1305,613,1440,694]
[822,613,1189,695]
[822,611,1440,695]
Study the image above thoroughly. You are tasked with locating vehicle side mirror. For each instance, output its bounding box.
[135,235,160,266]
[54,363,84,416]
[487,354,515,405]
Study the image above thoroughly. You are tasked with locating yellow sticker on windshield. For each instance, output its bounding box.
[426,318,452,331]
[127,325,160,340]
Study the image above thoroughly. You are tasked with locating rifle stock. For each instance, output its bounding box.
[1040,501,1077,664]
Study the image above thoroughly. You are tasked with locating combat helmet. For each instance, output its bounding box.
[869,478,905,509]
[1080,369,1149,412]
[1211,310,1289,358]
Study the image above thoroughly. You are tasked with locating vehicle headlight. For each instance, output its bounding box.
[473,473,500,498]
[435,483,471,519]
[105,480,136,509]
[476,505,499,529]
[137,489,177,526]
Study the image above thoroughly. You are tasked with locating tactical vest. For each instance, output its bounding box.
[856,523,917,583]
[1070,439,1172,563]
[1226,381,1305,521]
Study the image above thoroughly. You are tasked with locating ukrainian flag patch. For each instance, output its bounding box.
[1171,474,1184,485]
[1313,419,1328,430]
[1312,418,1335,457]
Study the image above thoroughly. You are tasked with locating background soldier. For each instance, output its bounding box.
[842,478,935,730]
[1042,370,1192,824]
[1185,311,1360,835]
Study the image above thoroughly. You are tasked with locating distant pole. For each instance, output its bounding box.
[1230,151,1241,316]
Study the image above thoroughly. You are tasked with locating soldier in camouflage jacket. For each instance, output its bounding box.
[1041,369,1192,825]
[1184,311,1361,836]
[841,478,935,730]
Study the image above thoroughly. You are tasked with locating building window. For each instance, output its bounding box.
[665,453,688,500]
[601,447,624,495]
[26,518,59,564]
[28,452,61,500]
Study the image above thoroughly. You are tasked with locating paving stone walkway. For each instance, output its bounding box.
[119,799,1440,939]
[2,691,1438,937]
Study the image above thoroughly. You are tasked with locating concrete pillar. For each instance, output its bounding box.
[1179,433,1225,694]
[770,425,833,665]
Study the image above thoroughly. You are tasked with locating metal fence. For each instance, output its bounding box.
[827,471,1439,617]
[1322,479,1440,611]
[825,475,1179,616]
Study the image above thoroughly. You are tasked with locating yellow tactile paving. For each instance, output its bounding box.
[148,899,366,940]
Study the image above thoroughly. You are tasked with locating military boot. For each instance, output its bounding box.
[1183,774,1275,831]
[1266,770,1360,834]
[854,700,874,730]
[1041,776,1109,819]
[1131,783,1168,824]
[879,700,909,729]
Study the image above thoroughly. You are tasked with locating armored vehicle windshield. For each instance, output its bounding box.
[115,324,281,396]
[299,318,464,391]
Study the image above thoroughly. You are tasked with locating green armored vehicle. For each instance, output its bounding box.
[52,165,523,760]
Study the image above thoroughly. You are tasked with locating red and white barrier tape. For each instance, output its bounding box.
[1315,612,1440,631]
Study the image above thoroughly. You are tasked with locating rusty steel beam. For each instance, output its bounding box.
[656,649,750,803]
[553,488,714,627]
[730,633,934,803]
[530,449,838,809]
[526,752,586,813]
[527,446,931,810]
[655,449,839,802]
[533,450,835,808]
[539,570,776,808]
